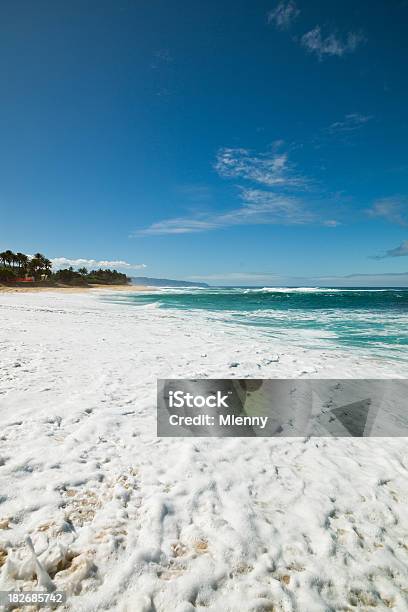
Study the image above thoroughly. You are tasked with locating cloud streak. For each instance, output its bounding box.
[51,258,147,270]
[301,27,364,59]
[135,192,312,236]
[135,188,338,236]
[136,218,218,236]
[135,145,340,236]
[328,113,373,134]
[371,241,408,259]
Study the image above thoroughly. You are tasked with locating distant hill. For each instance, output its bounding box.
[132,276,209,288]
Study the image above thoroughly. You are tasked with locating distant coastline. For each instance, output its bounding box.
[131,276,209,288]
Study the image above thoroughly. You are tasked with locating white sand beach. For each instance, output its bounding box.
[0,290,408,611]
[0,284,154,294]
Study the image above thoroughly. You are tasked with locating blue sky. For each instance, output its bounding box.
[1,0,408,285]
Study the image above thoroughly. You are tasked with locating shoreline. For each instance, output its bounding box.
[0,283,154,293]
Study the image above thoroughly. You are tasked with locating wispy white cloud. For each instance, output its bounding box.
[267,1,300,30]
[266,4,365,61]
[135,188,334,236]
[214,147,307,189]
[301,27,364,59]
[51,257,146,270]
[135,144,341,236]
[367,197,408,226]
[328,113,373,134]
[136,218,218,236]
[234,188,313,223]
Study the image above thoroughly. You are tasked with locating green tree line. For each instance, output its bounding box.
[0,250,51,281]
[0,250,130,285]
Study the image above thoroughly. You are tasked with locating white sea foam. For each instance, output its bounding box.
[0,290,407,611]
[150,286,399,295]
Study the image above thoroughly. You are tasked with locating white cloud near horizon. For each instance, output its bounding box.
[301,27,364,59]
[187,270,408,287]
[51,257,147,270]
[267,1,300,30]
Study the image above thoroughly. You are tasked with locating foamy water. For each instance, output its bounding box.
[104,286,408,362]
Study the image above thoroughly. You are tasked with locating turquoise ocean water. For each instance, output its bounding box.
[105,287,408,361]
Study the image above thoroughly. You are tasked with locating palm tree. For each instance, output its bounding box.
[42,258,52,277]
[16,252,28,273]
[33,253,46,268]
[16,253,28,272]
[28,252,49,279]
[3,250,15,267]
[28,257,42,278]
